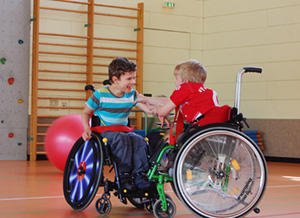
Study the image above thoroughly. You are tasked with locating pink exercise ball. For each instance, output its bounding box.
[45,114,84,171]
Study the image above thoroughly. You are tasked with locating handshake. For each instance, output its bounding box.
[134,91,174,128]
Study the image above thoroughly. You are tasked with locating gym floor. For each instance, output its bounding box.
[0,161,299,218]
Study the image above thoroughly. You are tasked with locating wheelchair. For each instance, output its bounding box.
[63,67,267,218]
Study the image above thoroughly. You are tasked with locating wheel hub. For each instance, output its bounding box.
[77,161,86,181]
[216,170,225,179]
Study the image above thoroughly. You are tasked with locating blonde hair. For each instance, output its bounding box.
[174,59,207,83]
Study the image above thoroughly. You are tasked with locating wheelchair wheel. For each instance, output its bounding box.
[153,199,176,218]
[173,126,267,218]
[63,133,103,211]
[95,194,112,215]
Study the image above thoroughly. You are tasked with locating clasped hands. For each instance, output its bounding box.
[134,92,171,129]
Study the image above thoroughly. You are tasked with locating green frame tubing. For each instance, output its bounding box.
[147,144,175,212]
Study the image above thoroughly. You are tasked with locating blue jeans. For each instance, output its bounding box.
[101,131,149,175]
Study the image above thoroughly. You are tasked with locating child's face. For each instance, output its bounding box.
[175,73,184,88]
[114,71,136,93]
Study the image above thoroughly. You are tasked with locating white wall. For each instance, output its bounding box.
[143,0,300,120]
[142,0,204,98]
[202,0,300,119]
[29,0,300,120]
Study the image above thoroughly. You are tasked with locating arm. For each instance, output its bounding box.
[135,91,169,105]
[137,101,172,128]
[152,99,177,117]
[150,99,176,128]
[81,105,94,141]
[136,102,153,114]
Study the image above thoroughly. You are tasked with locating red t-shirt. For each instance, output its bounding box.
[170,83,220,122]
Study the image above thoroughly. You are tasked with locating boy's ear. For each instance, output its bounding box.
[184,78,189,83]
[111,76,118,83]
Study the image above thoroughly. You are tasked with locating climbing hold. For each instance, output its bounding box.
[8,132,14,138]
[18,99,24,104]
[30,18,36,21]
[8,77,14,85]
[1,120,4,124]
[17,142,22,146]
[84,24,91,27]
[1,57,6,64]
[18,39,24,44]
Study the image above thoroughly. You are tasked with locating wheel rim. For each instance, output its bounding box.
[63,134,103,211]
[174,128,267,218]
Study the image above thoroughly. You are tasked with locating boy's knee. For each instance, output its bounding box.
[130,134,147,146]
[102,132,131,150]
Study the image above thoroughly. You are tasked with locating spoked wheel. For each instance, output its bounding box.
[63,133,103,211]
[95,194,112,215]
[153,199,176,218]
[173,126,267,218]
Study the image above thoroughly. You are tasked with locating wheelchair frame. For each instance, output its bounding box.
[63,67,267,218]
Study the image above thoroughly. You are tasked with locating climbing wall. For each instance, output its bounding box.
[0,1,31,160]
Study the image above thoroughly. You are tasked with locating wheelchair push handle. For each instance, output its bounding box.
[85,80,110,93]
[243,67,262,73]
[85,85,96,92]
[234,67,262,113]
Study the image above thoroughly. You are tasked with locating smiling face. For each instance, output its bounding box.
[112,71,137,94]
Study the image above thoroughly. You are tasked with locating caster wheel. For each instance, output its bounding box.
[145,201,154,213]
[254,207,260,214]
[165,194,173,202]
[153,199,176,218]
[95,196,112,215]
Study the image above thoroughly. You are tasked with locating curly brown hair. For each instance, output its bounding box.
[108,57,137,83]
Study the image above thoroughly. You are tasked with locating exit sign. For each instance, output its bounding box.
[163,2,175,8]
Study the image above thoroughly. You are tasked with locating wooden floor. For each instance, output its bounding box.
[0,160,299,218]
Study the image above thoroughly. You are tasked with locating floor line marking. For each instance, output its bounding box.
[267,185,300,188]
[0,196,64,201]
[247,211,300,218]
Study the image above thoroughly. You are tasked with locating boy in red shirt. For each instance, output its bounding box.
[136,59,230,128]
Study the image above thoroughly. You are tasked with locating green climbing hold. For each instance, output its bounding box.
[1,57,6,64]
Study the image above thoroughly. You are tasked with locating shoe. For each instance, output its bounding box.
[119,173,136,192]
[134,172,153,190]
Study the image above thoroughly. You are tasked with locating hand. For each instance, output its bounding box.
[149,104,160,116]
[158,116,171,128]
[82,127,92,141]
[134,91,148,105]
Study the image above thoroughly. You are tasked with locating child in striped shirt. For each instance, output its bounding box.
[81,57,153,191]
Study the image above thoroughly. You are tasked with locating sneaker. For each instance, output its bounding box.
[119,173,136,192]
[134,173,153,190]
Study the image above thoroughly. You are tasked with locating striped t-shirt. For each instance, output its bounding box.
[86,86,137,126]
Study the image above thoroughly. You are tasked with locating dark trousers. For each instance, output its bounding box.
[101,131,149,175]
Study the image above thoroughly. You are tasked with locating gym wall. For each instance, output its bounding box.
[142,0,300,160]
[0,0,31,160]
[27,0,299,160]
[202,0,300,160]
